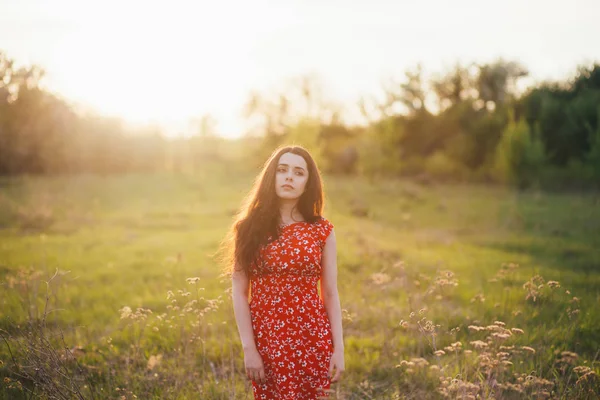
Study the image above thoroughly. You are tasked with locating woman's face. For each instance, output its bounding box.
[274,152,309,200]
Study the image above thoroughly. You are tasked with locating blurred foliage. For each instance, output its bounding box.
[1,50,599,190]
[493,113,547,188]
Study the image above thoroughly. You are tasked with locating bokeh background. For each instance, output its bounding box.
[1,1,600,398]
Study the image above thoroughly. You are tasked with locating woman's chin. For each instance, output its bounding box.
[277,193,299,200]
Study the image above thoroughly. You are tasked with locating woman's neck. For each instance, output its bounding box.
[279,200,304,224]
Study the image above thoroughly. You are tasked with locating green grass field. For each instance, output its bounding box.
[1,168,599,399]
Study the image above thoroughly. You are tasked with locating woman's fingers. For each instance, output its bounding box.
[246,368,255,381]
[331,364,344,383]
[258,369,266,383]
[246,367,267,383]
[331,369,342,382]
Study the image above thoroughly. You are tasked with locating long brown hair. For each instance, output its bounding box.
[221,145,324,277]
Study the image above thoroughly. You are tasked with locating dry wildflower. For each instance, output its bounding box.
[166,291,174,300]
[547,280,560,289]
[493,321,506,326]
[433,270,458,288]
[434,350,445,356]
[399,320,409,329]
[418,307,427,315]
[470,340,488,349]
[560,351,578,359]
[147,354,162,370]
[444,342,463,353]
[490,262,520,282]
[359,380,373,389]
[511,328,524,335]
[342,309,355,322]
[370,272,391,285]
[567,307,580,319]
[502,360,514,366]
[576,370,598,386]
[523,275,545,302]
[410,357,429,367]
[524,377,554,394]
[409,312,415,319]
[556,351,579,365]
[468,325,484,332]
[521,346,536,354]
[574,366,592,375]
[570,296,580,303]
[470,293,485,303]
[491,332,511,341]
[418,319,438,333]
[119,306,132,319]
[485,324,509,333]
[429,365,440,372]
[186,277,200,284]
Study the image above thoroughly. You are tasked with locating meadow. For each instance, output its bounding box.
[1,165,599,399]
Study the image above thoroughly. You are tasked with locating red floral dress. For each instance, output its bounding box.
[249,217,335,399]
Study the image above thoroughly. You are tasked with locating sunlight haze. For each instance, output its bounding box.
[1,0,599,137]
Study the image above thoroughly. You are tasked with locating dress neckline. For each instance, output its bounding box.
[279,221,307,229]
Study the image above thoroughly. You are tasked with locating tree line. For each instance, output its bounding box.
[1,50,599,189]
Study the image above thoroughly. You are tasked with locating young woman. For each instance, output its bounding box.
[226,145,344,399]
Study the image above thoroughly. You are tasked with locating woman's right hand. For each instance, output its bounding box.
[244,346,266,384]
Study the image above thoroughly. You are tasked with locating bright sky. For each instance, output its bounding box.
[1,0,599,137]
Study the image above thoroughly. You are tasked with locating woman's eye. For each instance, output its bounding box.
[295,171,304,176]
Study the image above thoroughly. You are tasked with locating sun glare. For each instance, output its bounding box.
[43,1,270,137]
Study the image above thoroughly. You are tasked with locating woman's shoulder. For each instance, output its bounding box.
[311,216,334,242]
[312,215,332,226]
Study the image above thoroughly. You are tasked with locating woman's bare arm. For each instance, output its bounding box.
[231,267,257,351]
[320,229,344,351]
[232,266,266,383]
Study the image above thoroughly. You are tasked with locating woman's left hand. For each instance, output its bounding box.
[329,347,345,383]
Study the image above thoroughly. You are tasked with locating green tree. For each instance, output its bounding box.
[494,112,547,188]
[585,106,600,181]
